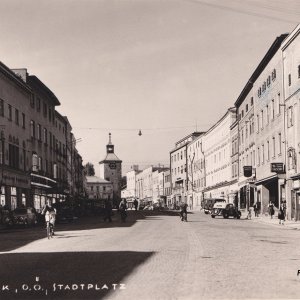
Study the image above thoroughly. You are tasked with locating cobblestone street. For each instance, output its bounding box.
[1,210,300,299]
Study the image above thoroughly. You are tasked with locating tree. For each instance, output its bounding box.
[84,162,95,176]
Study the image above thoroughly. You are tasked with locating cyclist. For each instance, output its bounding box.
[179,202,188,221]
[41,200,56,238]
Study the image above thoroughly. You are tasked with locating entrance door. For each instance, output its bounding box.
[291,190,296,220]
[297,193,300,221]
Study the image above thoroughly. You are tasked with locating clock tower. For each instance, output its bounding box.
[99,133,122,205]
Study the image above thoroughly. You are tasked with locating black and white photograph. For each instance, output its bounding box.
[0,0,300,299]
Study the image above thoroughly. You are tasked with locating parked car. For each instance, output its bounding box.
[211,201,227,218]
[222,203,241,219]
[12,207,37,226]
[56,207,77,223]
[203,198,226,214]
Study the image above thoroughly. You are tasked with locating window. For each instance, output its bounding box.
[267,141,270,161]
[267,75,271,86]
[288,74,291,86]
[251,97,253,106]
[272,137,275,158]
[0,99,3,117]
[298,65,300,78]
[30,120,35,138]
[278,133,282,155]
[30,94,35,108]
[271,99,275,120]
[242,110,244,118]
[287,106,294,127]
[257,147,260,165]
[43,128,48,144]
[266,105,269,124]
[8,105,12,121]
[246,104,248,112]
[43,102,47,117]
[15,109,19,125]
[256,115,259,132]
[261,110,264,129]
[37,97,41,112]
[37,124,41,141]
[9,144,19,169]
[262,144,265,164]
[272,69,276,81]
[22,113,25,128]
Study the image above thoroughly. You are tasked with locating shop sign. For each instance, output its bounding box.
[243,166,252,177]
[1,172,30,188]
[271,163,285,173]
[293,180,300,190]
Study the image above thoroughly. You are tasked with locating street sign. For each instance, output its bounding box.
[243,166,252,177]
[271,163,285,173]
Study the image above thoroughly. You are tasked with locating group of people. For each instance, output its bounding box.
[268,200,286,225]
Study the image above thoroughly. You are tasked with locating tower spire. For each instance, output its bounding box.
[106,132,114,153]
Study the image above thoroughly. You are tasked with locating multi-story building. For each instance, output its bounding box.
[170,132,202,208]
[282,24,300,221]
[0,64,32,209]
[186,134,206,210]
[0,63,84,212]
[233,34,288,215]
[85,176,113,201]
[202,108,237,201]
[253,35,287,215]
[164,170,172,208]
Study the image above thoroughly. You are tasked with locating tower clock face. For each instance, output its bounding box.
[109,162,116,169]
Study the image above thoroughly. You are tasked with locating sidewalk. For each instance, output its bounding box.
[241,212,300,230]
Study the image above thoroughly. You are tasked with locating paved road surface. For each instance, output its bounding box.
[0,210,300,299]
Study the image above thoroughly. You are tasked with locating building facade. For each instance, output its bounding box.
[0,63,84,212]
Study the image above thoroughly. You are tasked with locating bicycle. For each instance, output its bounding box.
[46,221,54,239]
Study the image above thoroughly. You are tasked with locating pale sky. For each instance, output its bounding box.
[0,0,299,175]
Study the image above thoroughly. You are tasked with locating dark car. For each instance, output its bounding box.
[56,207,77,223]
[222,203,241,219]
[12,207,38,226]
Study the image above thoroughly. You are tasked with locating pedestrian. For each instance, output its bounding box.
[103,199,112,222]
[179,202,188,221]
[268,201,275,219]
[247,206,253,220]
[133,199,138,211]
[278,202,285,225]
[119,199,127,222]
[253,203,258,217]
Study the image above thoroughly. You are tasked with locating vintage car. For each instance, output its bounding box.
[222,203,241,219]
[203,198,226,214]
[12,207,38,226]
[211,201,227,218]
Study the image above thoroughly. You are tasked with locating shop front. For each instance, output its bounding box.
[30,173,57,212]
[0,168,30,210]
[287,175,300,221]
[255,174,285,215]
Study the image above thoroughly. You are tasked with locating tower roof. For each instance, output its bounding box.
[99,133,122,163]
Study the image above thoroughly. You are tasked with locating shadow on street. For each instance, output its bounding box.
[0,210,183,252]
[0,251,154,300]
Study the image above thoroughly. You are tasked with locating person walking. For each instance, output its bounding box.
[268,201,275,219]
[253,203,259,217]
[103,199,112,222]
[278,202,285,225]
[119,199,127,222]
[133,199,138,211]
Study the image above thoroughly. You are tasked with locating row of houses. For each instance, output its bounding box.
[123,24,300,221]
[0,62,85,212]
